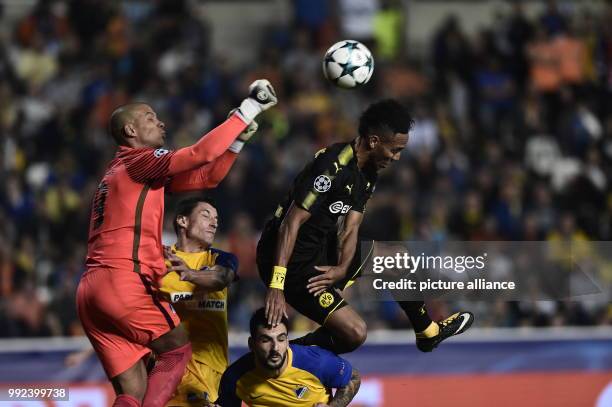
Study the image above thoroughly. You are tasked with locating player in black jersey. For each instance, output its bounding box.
[257,99,474,354]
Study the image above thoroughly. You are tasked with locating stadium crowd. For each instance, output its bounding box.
[0,0,610,338]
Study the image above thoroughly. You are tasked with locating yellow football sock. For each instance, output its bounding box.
[416,321,440,338]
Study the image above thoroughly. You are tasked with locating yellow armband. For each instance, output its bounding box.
[269,266,287,290]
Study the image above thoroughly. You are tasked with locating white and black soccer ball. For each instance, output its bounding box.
[322,40,374,89]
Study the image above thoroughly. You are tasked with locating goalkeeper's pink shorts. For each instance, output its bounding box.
[76,266,180,378]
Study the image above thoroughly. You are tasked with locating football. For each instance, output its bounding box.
[322,40,374,89]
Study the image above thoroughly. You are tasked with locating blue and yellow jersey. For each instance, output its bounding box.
[159,245,238,374]
[216,345,352,407]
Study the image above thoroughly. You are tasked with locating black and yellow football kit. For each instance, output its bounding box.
[159,245,238,406]
[216,344,353,407]
[257,141,376,325]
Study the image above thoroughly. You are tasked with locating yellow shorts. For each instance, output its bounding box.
[167,359,224,406]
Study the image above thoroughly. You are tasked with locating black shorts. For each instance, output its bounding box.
[256,226,374,326]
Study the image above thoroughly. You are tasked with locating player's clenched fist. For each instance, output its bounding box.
[163,246,195,279]
[248,79,277,109]
[236,79,278,123]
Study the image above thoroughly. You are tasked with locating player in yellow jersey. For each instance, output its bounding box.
[213,308,361,407]
[159,197,238,406]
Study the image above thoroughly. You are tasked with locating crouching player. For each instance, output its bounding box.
[213,308,361,407]
[159,197,238,406]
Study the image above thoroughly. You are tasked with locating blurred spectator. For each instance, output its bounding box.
[527,27,561,94]
[554,27,587,86]
[373,0,404,61]
[408,103,440,155]
[337,0,378,41]
[432,16,472,92]
[227,212,259,282]
[539,0,567,37]
[504,0,534,90]
[474,56,516,134]
[293,0,332,46]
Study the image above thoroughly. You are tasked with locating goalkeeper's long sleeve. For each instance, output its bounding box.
[167,114,246,175]
[167,150,239,193]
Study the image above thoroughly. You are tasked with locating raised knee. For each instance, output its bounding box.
[344,319,367,351]
[353,319,368,346]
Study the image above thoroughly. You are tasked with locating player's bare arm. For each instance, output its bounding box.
[163,248,235,292]
[275,202,312,267]
[336,210,364,268]
[326,369,361,407]
[307,210,364,296]
[313,370,361,407]
[181,265,235,292]
[265,202,311,326]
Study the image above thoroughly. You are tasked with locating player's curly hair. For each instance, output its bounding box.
[250,307,289,336]
[173,195,217,235]
[358,99,414,140]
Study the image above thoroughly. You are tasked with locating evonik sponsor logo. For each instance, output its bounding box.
[329,201,351,214]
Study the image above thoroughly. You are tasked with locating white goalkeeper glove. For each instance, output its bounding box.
[228,108,259,153]
[235,79,277,124]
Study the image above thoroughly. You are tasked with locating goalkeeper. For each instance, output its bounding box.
[77,80,276,407]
